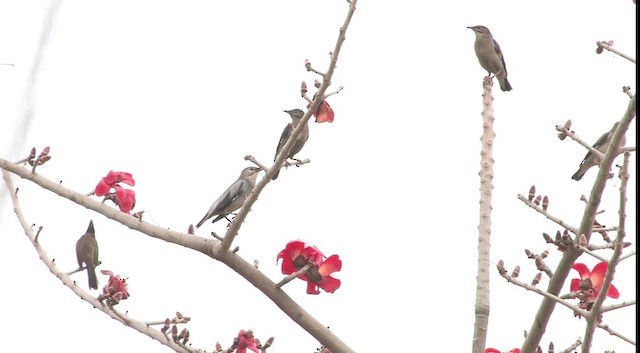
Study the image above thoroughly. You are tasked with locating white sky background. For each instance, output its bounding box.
[0,1,636,352]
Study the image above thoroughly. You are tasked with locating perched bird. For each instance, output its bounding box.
[272,109,309,180]
[195,166,261,228]
[468,25,512,92]
[572,122,625,181]
[76,220,99,290]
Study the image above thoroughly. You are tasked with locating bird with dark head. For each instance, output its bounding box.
[272,109,309,180]
[572,122,625,181]
[468,25,512,92]
[195,166,261,228]
[76,220,99,290]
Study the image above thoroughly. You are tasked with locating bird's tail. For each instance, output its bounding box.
[571,168,586,181]
[195,214,208,229]
[498,75,512,92]
[87,265,98,290]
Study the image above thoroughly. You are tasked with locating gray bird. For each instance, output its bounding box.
[272,109,309,180]
[195,166,261,228]
[468,25,512,92]
[76,220,99,290]
[572,122,625,181]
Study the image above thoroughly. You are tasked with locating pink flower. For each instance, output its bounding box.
[305,254,342,294]
[277,240,324,279]
[114,185,136,213]
[312,100,335,123]
[571,262,619,310]
[98,270,130,305]
[94,171,136,213]
[277,240,341,294]
[236,330,259,353]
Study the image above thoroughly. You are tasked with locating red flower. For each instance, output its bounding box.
[114,185,136,213]
[277,240,342,295]
[235,330,259,353]
[98,270,130,305]
[305,254,342,295]
[571,262,620,310]
[313,100,335,123]
[95,171,135,195]
[277,240,324,279]
[94,170,136,213]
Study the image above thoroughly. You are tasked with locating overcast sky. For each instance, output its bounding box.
[0,1,636,352]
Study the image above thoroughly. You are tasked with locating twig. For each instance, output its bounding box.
[559,339,582,353]
[596,41,636,63]
[596,323,636,345]
[276,263,312,289]
[517,194,579,235]
[555,125,605,159]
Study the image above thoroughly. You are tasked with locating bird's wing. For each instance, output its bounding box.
[275,124,293,160]
[93,239,99,263]
[492,38,508,76]
[592,130,611,150]
[579,130,611,165]
[208,178,248,215]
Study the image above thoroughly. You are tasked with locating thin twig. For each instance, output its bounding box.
[596,41,636,63]
[275,263,312,289]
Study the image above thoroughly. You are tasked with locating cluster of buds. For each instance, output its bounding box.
[556,120,572,140]
[595,40,614,54]
[527,185,549,211]
[19,146,52,172]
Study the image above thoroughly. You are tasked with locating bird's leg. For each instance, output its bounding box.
[292,158,303,167]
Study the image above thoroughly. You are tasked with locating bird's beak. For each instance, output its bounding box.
[283,110,290,113]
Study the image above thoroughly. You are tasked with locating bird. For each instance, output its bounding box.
[195,166,261,228]
[572,122,625,181]
[76,220,99,290]
[272,109,309,180]
[467,25,512,92]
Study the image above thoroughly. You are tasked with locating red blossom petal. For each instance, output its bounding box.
[318,275,341,293]
[300,245,324,265]
[95,179,111,196]
[509,350,521,353]
[589,261,609,291]
[103,170,119,185]
[114,186,136,213]
[570,278,580,292]
[236,330,259,353]
[484,349,501,353]
[314,100,335,123]
[277,241,305,261]
[277,240,306,275]
[116,172,135,186]
[306,281,321,295]
[606,284,620,299]
[318,255,342,276]
[572,263,591,279]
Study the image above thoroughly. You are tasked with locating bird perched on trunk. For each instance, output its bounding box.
[196,166,261,228]
[272,109,308,180]
[76,220,99,290]
[468,25,512,92]
[572,122,625,181]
